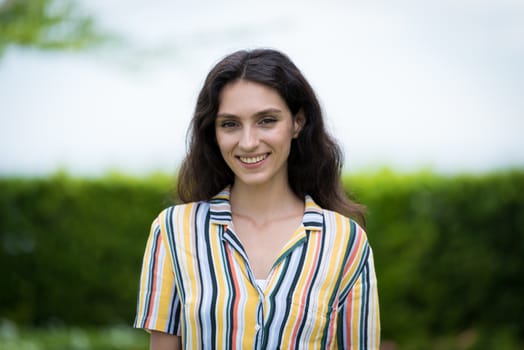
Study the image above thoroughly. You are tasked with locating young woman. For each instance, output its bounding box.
[134,49,380,349]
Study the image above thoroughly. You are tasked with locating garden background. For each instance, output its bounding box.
[1,0,523,349]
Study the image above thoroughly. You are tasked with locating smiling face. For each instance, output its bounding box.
[215,80,303,189]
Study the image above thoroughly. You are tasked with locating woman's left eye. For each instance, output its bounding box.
[259,117,277,125]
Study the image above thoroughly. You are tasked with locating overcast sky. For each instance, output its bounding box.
[1,0,523,176]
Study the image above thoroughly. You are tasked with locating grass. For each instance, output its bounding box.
[0,321,148,350]
[1,323,522,349]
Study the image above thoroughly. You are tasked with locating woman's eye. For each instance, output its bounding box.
[259,117,277,125]
[221,121,238,128]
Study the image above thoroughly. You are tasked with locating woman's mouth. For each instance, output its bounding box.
[238,153,269,164]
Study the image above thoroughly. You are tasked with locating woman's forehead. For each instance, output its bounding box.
[217,80,290,117]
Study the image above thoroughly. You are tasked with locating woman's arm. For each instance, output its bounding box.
[337,249,381,349]
[150,331,182,350]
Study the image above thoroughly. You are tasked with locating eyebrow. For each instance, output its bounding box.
[216,108,283,119]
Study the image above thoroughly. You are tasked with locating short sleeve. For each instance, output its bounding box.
[336,247,381,349]
[133,214,182,335]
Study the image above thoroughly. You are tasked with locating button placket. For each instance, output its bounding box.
[254,299,265,349]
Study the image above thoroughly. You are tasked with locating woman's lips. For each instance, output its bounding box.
[237,153,269,165]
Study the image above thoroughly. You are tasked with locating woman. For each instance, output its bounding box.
[134,49,380,349]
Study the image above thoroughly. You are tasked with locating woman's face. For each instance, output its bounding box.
[215,80,303,189]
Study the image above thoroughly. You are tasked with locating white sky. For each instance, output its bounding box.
[1,0,523,176]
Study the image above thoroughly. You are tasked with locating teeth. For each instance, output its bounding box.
[240,154,267,164]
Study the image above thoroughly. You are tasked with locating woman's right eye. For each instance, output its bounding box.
[220,121,238,128]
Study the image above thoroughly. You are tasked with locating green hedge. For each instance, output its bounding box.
[0,172,175,326]
[349,169,524,348]
[1,169,523,348]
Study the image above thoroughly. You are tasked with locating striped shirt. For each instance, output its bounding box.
[134,188,380,349]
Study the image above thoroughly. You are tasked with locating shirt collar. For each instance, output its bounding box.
[209,187,324,232]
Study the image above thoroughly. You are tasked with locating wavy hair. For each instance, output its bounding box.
[177,49,366,226]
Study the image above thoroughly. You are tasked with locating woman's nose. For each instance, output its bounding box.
[238,127,259,150]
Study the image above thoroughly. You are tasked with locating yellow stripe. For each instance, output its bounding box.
[180,203,200,346]
[209,223,228,348]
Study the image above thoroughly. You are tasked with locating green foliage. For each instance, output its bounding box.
[0,0,107,57]
[1,169,523,348]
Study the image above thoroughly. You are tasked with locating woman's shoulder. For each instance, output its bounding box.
[322,208,372,270]
[320,207,363,226]
[153,200,212,224]
[305,195,367,237]
[320,207,368,241]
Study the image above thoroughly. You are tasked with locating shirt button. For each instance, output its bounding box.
[255,324,261,331]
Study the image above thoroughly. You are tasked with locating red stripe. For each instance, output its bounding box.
[343,227,363,276]
[346,289,354,347]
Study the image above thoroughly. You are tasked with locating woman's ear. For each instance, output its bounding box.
[293,110,306,138]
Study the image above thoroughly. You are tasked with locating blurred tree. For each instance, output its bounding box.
[0,0,106,58]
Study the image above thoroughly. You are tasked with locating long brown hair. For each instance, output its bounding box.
[177,49,366,226]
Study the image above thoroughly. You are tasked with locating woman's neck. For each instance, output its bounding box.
[229,181,304,224]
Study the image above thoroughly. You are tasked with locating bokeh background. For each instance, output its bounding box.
[1,0,523,349]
